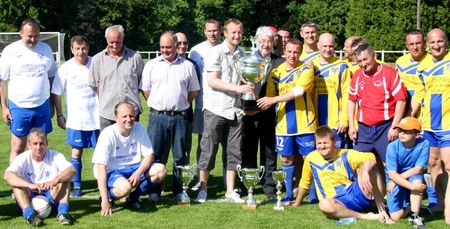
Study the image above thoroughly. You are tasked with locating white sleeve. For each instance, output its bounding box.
[51,64,66,95]
[5,155,24,174]
[92,130,111,165]
[0,47,11,80]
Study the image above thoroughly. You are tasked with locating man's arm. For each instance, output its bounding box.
[347,100,357,141]
[0,80,11,124]
[52,94,66,129]
[359,158,377,194]
[4,171,41,192]
[41,165,75,190]
[207,71,252,94]
[96,164,112,216]
[292,187,309,207]
[410,99,420,117]
[388,99,406,141]
[388,169,426,191]
[128,154,154,187]
[187,91,198,104]
[142,90,150,101]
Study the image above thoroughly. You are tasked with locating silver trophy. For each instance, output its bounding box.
[236,164,265,209]
[175,164,196,205]
[272,170,287,211]
[235,36,267,110]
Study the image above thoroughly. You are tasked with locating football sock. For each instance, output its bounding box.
[23,207,35,220]
[426,186,438,208]
[58,203,69,214]
[129,177,150,201]
[282,163,295,199]
[70,157,82,188]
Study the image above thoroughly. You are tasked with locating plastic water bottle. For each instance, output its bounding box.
[336,217,357,225]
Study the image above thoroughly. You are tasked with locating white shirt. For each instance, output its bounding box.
[92,122,153,173]
[51,57,100,130]
[0,40,57,108]
[204,42,245,120]
[140,55,200,111]
[6,149,72,184]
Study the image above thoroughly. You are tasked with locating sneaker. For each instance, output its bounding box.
[56,213,73,225]
[196,190,207,203]
[27,213,44,227]
[409,215,425,229]
[70,187,82,198]
[225,191,245,203]
[191,181,201,191]
[127,198,147,211]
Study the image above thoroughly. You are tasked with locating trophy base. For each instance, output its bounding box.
[273,205,284,211]
[242,99,260,111]
[242,204,258,210]
[178,201,192,206]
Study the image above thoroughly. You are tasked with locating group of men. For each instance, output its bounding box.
[0,17,449,227]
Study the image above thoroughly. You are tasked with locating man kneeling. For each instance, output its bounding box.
[92,101,167,216]
[292,125,393,223]
[4,128,75,226]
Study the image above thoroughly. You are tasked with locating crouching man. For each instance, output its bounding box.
[92,101,167,216]
[4,128,76,226]
[292,125,393,224]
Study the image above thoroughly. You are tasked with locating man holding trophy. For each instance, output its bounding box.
[196,18,253,203]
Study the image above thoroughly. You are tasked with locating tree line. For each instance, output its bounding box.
[0,0,448,58]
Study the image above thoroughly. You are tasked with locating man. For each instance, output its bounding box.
[395,30,432,117]
[241,26,281,201]
[275,29,290,57]
[52,35,100,198]
[141,31,200,200]
[92,102,167,215]
[257,39,317,203]
[4,128,75,226]
[89,25,144,131]
[292,126,393,224]
[417,28,450,223]
[196,18,253,203]
[348,43,407,163]
[342,36,364,74]
[0,18,57,164]
[188,20,224,180]
[312,33,350,149]
[299,21,319,62]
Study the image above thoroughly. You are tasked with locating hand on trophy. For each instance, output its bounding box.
[257,96,276,111]
[234,84,254,95]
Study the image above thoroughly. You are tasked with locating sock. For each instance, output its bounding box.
[23,207,35,220]
[426,186,438,208]
[129,177,150,201]
[70,157,82,188]
[108,188,117,201]
[148,179,162,195]
[411,211,419,218]
[58,203,69,214]
[282,163,295,200]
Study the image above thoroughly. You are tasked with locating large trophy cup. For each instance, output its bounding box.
[272,170,287,211]
[235,37,267,110]
[175,164,196,205]
[236,165,265,210]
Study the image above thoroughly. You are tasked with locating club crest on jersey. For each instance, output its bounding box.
[358,81,366,90]
[373,80,383,87]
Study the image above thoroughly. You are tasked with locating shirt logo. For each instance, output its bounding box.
[373,80,383,87]
[358,81,366,90]
[26,172,33,176]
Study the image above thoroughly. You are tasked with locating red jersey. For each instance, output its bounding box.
[349,64,407,126]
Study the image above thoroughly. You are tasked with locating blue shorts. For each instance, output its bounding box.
[9,99,52,137]
[422,130,450,148]
[335,181,373,212]
[66,128,99,148]
[387,174,423,213]
[275,133,315,156]
[31,190,57,208]
[107,163,153,188]
[354,120,392,162]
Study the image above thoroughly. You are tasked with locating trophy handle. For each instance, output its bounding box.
[190,164,197,176]
[236,164,242,180]
[258,166,265,180]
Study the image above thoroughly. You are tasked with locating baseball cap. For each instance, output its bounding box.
[393,117,422,132]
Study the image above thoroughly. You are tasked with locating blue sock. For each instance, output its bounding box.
[427,186,438,208]
[282,163,295,200]
[70,157,82,188]
[23,207,35,220]
[108,188,117,201]
[129,177,149,201]
[58,203,69,214]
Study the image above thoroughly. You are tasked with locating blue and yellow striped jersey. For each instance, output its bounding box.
[417,52,450,131]
[300,46,319,62]
[343,59,360,75]
[312,57,351,128]
[396,53,433,104]
[300,149,376,201]
[266,61,317,135]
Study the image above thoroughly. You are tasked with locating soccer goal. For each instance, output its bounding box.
[0,32,65,66]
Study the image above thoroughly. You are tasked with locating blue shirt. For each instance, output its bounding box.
[385,138,430,182]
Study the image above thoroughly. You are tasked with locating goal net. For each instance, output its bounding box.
[0,32,65,66]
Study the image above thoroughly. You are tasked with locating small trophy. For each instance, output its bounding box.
[235,36,267,110]
[272,170,287,211]
[175,164,196,205]
[236,164,265,210]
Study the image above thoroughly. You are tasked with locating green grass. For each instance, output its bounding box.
[0,102,446,228]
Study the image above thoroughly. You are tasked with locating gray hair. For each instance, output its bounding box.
[161,31,178,48]
[105,25,125,38]
[255,26,276,41]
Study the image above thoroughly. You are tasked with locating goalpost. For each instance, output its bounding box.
[0,32,65,66]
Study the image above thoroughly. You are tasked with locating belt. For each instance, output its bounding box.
[150,108,187,116]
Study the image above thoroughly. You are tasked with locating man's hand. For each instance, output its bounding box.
[387,127,398,141]
[360,171,373,197]
[57,116,66,129]
[128,172,141,187]
[235,84,253,95]
[336,124,348,134]
[291,200,302,207]
[2,107,11,125]
[28,183,43,193]
[411,183,426,192]
[257,97,276,111]
[386,181,396,193]
[348,125,357,141]
[100,198,113,216]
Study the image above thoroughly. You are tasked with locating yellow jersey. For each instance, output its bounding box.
[300,46,319,62]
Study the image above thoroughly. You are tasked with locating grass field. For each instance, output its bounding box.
[0,103,447,228]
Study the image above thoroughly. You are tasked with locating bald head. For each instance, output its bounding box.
[175,32,188,56]
[427,28,448,60]
[343,36,361,60]
[318,33,335,62]
[160,31,177,62]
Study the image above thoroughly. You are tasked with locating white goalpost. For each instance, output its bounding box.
[0,32,66,66]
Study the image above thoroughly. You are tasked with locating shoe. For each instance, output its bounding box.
[56,213,73,225]
[225,191,245,203]
[70,187,82,198]
[27,213,44,227]
[266,192,276,202]
[196,190,207,203]
[281,196,293,205]
[191,181,201,191]
[148,193,160,202]
[127,198,147,211]
[409,214,425,229]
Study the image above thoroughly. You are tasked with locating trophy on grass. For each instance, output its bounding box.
[175,164,196,205]
[272,170,287,211]
[235,36,267,110]
[236,164,265,210]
